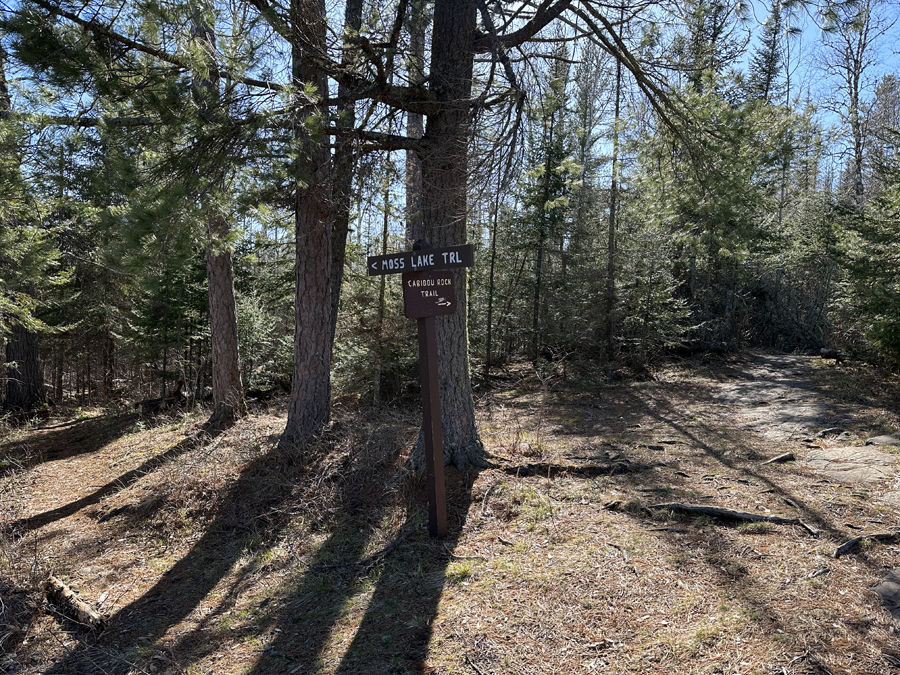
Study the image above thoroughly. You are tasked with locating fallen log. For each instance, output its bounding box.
[134,378,186,415]
[833,532,899,558]
[647,502,799,525]
[45,576,106,630]
[761,452,795,465]
[820,348,844,363]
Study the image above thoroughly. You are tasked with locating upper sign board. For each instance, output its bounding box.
[367,243,474,276]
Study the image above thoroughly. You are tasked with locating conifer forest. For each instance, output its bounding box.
[4,0,900,673]
[1,0,899,438]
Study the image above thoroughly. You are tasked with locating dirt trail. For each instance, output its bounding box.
[714,354,900,624]
[716,354,900,497]
[1,413,188,530]
[716,355,835,441]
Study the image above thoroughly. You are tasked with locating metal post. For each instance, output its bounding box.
[417,316,448,538]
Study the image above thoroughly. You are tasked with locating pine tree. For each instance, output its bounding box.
[839,154,900,363]
[747,0,785,103]
[674,0,749,93]
[190,0,245,425]
[0,45,64,409]
[819,0,893,208]
[518,47,579,361]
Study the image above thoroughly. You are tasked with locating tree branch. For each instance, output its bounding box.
[474,0,574,52]
[569,4,682,138]
[28,0,286,92]
[475,0,523,96]
[240,0,295,43]
[323,126,424,152]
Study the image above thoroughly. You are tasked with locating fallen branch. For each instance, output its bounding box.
[647,502,799,525]
[494,460,643,478]
[833,532,899,558]
[807,566,830,579]
[480,481,499,516]
[797,521,819,537]
[761,452,795,465]
[45,576,106,630]
[465,653,487,675]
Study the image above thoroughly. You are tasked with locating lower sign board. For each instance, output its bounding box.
[402,271,456,319]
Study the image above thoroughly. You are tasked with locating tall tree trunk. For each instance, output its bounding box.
[532,121,553,363]
[281,0,333,448]
[373,184,390,408]
[55,340,64,402]
[328,0,364,351]
[5,324,44,410]
[605,39,622,367]
[205,219,245,421]
[849,83,865,206]
[531,244,544,362]
[484,183,501,380]
[405,0,427,244]
[417,0,485,469]
[191,0,245,424]
[1,55,43,412]
[102,335,113,402]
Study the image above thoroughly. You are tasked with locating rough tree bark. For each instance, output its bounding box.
[404,0,427,244]
[280,0,333,448]
[191,0,245,424]
[328,0,363,351]
[415,0,486,469]
[5,323,44,410]
[205,218,245,423]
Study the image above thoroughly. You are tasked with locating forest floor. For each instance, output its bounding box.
[1,353,900,675]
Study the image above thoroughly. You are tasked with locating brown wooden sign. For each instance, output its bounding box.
[402,271,456,319]
[367,243,474,276]
[369,241,474,538]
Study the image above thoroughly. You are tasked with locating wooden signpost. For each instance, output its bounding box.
[367,242,473,538]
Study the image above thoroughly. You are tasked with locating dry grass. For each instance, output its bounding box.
[1,356,899,675]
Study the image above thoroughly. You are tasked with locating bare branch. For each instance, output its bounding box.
[569,4,682,138]
[323,126,424,152]
[474,0,574,52]
[475,0,524,96]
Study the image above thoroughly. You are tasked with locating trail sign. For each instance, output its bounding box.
[367,243,474,276]
[370,241,474,538]
[402,271,456,319]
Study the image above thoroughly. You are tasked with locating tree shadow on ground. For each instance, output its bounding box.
[604,376,900,667]
[43,437,308,674]
[608,383,846,539]
[1,424,210,536]
[43,415,475,675]
[0,412,139,478]
[244,469,475,675]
